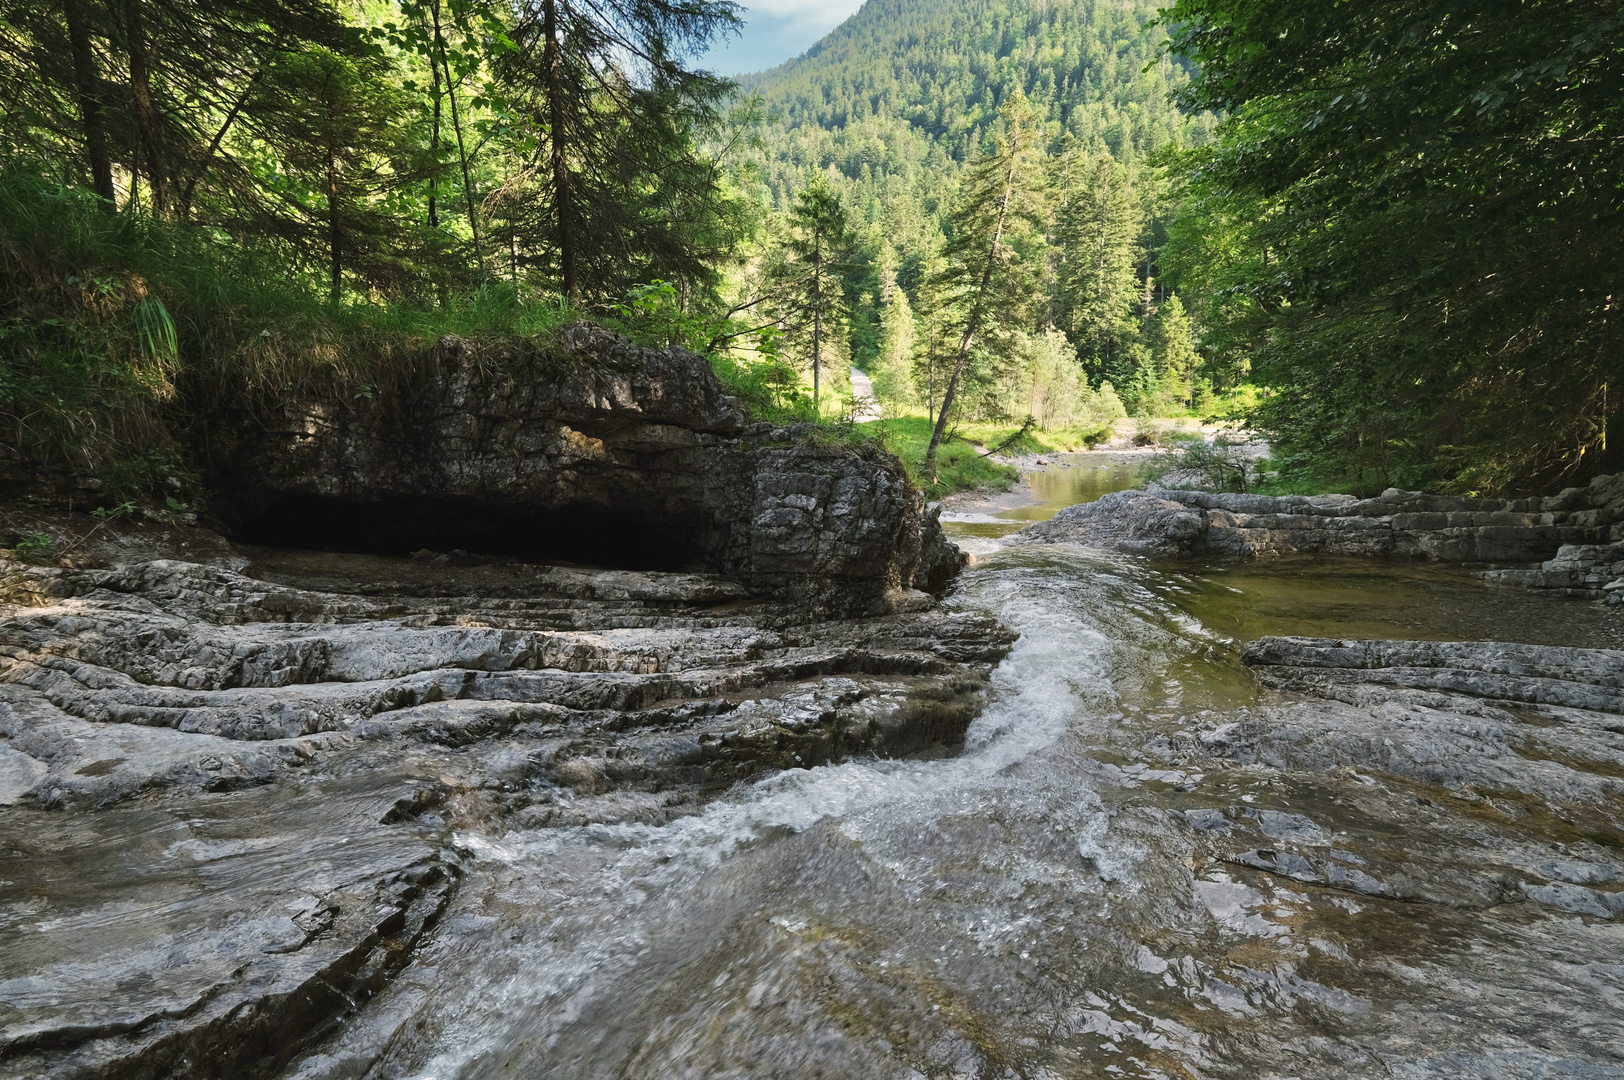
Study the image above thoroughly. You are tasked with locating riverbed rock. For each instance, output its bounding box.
[1139,633,1624,919]
[0,538,1014,1079]
[1011,481,1618,562]
[198,322,960,615]
[1483,539,1624,603]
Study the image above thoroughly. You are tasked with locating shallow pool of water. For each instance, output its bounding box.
[1164,555,1624,651]
[941,459,1141,537]
[942,463,1620,652]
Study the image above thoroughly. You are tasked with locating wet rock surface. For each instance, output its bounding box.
[0,529,1010,1079]
[1487,538,1624,604]
[9,489,1624,1078]
[1013,477,1623,563]
[333,545,1621,1080]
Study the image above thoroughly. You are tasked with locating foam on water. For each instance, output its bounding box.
[405,546,1218,1080]
[388,537,1624,1080]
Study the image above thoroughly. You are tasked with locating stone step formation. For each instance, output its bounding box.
[1009,473,1624,571]
[0,541,1013,1080]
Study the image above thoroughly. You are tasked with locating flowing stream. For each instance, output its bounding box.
[363,461,1622,1079]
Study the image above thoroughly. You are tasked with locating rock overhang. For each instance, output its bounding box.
[197,322,964,614]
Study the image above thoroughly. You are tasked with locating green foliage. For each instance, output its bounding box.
[0,0,746,307]
[0,166,588,500]
[1054,153,1144,382]
[869,264,918,411]
[768,178,863,410]
[855,416,1017,499]
[11,532,55,563]
[494,0,743,302]
[1162,0,1624,494]
[1141,435,1261,493]
[923,89,1050,472]
[981,328,1124,439]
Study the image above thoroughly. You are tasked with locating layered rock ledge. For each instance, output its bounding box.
[1010,475,1624,563]
[0,535,1013,1079]
[1138,634,1624,917]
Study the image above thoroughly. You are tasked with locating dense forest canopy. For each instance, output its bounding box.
[1161,0,1624,493]
[0,0,1618,503]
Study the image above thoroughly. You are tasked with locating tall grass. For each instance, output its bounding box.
[0,167,579,503]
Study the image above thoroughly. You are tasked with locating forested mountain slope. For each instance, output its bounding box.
[717,0,1213,430]
[744,0,1202,163]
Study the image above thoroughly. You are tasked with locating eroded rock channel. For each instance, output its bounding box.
[3,335,1622,1078]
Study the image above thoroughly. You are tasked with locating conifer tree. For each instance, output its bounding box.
[923,90,1048,478]
[771,179,861,413]
[498,0,740,303]
[1149,293,1199,406]
[871,247,917,410]
[0,0,349,212]
[248,48,417,302]
[1054,154,1144,382]
[911,252,950,424]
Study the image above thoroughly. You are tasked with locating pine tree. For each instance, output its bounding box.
[1054,154,1144,382]
[497,0,740,303]
[923,89,1049,478]
[771,179,862,413]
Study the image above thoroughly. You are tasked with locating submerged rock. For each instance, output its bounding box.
[0,529,1013,1078]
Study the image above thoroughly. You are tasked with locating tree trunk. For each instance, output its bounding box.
[427,18,442,230]
[327,145,341,303]
[924,164,1015,478]
[124,0,168,216]
[1142,244,1154,332]
[926,306,936,424]
[542,0,576,304]
[811,230,821,413]
[436,0,486,278]
[62,0,115,201]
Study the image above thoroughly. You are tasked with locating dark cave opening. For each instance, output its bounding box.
[225,495,712,572]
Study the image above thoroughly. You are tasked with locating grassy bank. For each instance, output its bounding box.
[1,170,601,505]
[855,417,1017,500]
[853,414,1129,499]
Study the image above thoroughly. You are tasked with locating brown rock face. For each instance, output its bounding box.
[201,322,963,613]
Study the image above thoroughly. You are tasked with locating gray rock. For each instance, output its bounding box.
[1242,636,1624,714]
[1012,490,1208,558]
[1484,539,1624,602]
[199,323,961,615]
[1008,484,1615,563]
[0,537,1014,1078]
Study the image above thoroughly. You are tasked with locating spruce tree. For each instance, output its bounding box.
[872,249,918,411]
[771,179,862,414]
[1054,154,1144,383]
[1149,293,1199,406]
[247,47,418,302]
[923,90,1048,478]
[1164,0,1624,490]
[0,0,348,214]
[497,0,740,303]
